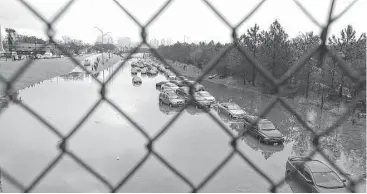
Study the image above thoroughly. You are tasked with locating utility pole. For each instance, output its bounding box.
[105,34,113,58]
[94,27,111,65]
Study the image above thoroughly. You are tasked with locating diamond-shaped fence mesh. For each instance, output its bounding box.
[0,0,365,192]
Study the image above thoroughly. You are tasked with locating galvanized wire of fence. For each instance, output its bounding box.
[0,0,365,192]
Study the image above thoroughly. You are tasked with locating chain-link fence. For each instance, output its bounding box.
[0,0,366,192]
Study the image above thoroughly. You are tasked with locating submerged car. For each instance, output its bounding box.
[158,102,182,115]
[185,104,208,115]
[132,76,142,84]
[147,69,158,75]
[156,81,168,89]
[177,76,188,81]
[141,68,147,74]
[170,80,185,87]
[83,59,91,66]
[285,157,348,193]
[161,82,179,91]
[131,68,138,75]
[176,86,191,101]
[243,116,284,144]
[192,93,212,109]
[159,90,185,107]
[168,75,177,80]
[217,102,247,120]
[157,65,166,72]
[184,80,205,91]
[240,133,285,157]
[194,91,215,104]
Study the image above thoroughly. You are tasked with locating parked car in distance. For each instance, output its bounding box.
[141,68,147,74]
[36,54,43,59]
[156,81,168,89]
[177,76,188,81]
[164,70,173,76]
[194,91,215,104]
[83,59,91,66]
[168,75,177,80]
[158,102,182,115]
[184,80,205,91]
[243,116,284,144]
[358,112,366,118]
[161,88,176,93]
[192,93,212,109]
[176,86,192,102]
[147,69,158,75]
[208,74,217,79]
[159,90,185,107]
[161,82,179,91]
[132,76,142,84]
[217,102,247,120]
[43,52,53,59]
[170,80,185,87]
[285,156,348,193]
[131,68,138,75]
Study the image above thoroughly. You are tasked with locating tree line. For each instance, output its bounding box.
[157,20,366,101]
[2,28,117,55]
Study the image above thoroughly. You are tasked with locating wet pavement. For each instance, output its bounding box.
[0,58,365,192]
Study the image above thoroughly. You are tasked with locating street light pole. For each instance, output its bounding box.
[94,27,111,65]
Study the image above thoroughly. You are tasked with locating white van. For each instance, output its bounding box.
[43,52,53,59]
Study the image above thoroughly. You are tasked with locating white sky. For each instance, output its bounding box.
[0,0,366,44]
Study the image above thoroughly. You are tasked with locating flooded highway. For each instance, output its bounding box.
[0,58,365,192]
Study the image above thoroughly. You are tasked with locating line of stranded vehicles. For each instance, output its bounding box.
[131,59,286,145]
[130,59,361,193]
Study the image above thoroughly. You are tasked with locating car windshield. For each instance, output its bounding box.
[227,104,240,110]
[313,172,345,188]
[258,122,275,131]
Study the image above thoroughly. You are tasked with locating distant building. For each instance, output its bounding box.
[117,37,131,48]
[149,38,159,48]
[160,38,166,46]
[166,38,172,46]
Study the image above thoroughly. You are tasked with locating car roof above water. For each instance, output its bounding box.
[133,77,141,80]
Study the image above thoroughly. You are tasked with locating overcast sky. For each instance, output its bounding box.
[0,0,365,44]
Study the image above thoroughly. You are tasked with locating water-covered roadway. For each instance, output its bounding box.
[0,58,365,192]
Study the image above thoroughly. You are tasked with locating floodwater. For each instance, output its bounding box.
[0,58,365,193]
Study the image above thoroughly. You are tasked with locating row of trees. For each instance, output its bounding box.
[157,20,366,100]
[2,28,117,55]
